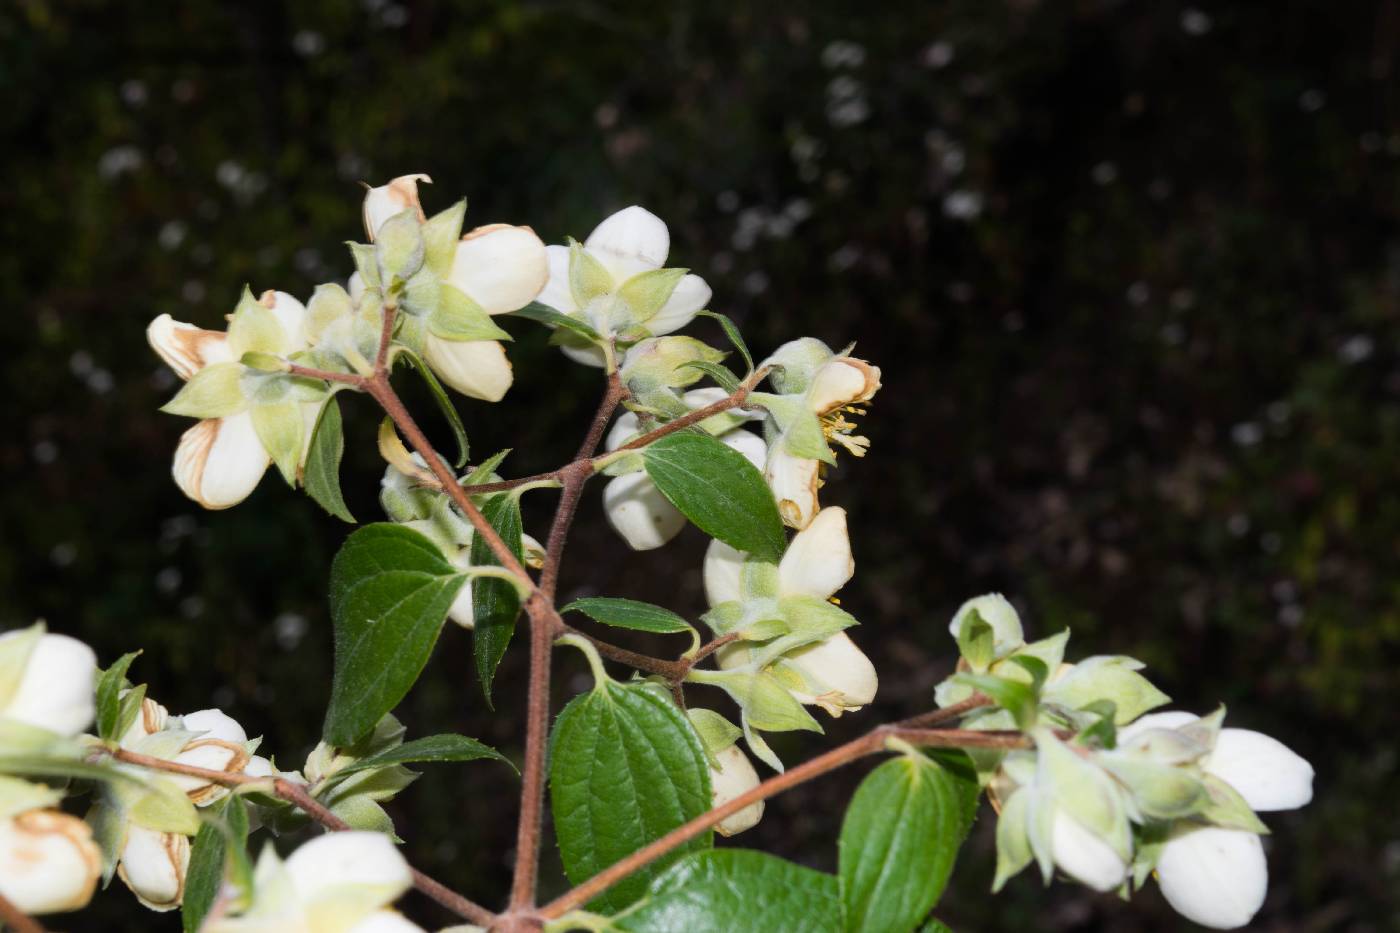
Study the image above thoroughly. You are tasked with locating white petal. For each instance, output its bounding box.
[703,538,747,607]
[1155,827,1267,929]
[120,698,170,747]
[285,831,412,904]
[447,224,548,315]
[710,744,764,836]
[765,447,821,530]
[147,314,233,380]
[1116,710,1200,746]
[258,290,309,351]
[0,811,101,915]
[169,739,250,803]
[784,631,878,714]
[173,413,271,510]
[585,205,670,274]
[349,272,367,303]
[118,825,189,911]
[645,273,711,335]
[721,429,767,471]
[348,911,428,933]
[1050,812,1128,892]
[1207,728,1314,812]
[807,358,881,414]
[684,386,764,422]
[603,472,686,551]
[245,755,273,778]
[534,243,577,315]
[0,633,96,735]
[558,340,609,368]
[180,708,247,744]
[605,410,643,451]
[363,173,431,240]
[778,506,852,600]
[946,593,1024,658]
[447,578,475,630]
[423,336,513,402]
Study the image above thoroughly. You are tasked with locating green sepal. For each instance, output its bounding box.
[348,242,382,291]
[95,651,141,742]
[250,400,304,486]
[430,285,513,342]
[423,200,467,276]
[375,209,426,285]
[160,362,248,418]
[568,238,615,307]
[617,267,686,322]
[227,287,287,357]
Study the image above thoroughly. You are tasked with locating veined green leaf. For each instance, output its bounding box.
[560,598,694,636]
[303,396,355,523]
[471,493,525,705]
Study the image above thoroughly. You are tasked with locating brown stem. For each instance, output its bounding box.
[539,724,1025,919]
[686,632,740,668]
[465,471,564,496]
[0,892,45,933]
[897,693,993,728]
[507,597,556,910]
[286,363,366,386]
[375,301,397,372]
[575,370,627,461]
[604,366,769,457]
[106,748,495,927]
[557,623,684,680]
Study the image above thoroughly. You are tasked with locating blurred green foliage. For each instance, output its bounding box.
[1,1,1397,929]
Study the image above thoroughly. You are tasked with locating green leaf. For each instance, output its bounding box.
[430,285,513,342]
[953,673,1038,731]
[679,359,742,392]
[838,754,978,932]
[303,397,355,523]
[642,432,785,562]
[398,349,470,467]
[250,400,304,486]
[325,734,514,784]
[561,598,693,636]
[920,922,955,933]
[159,362,247,418]
[324,524,467,745]
[96,651,140,742]
[511,301,602,341]
[697,311,754,373]
[615,850,841,933]
[462,449,512,486]
[471,493,524,705]
[550,681,713,912]
[182,797,250,933]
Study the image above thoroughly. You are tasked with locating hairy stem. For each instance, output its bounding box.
[0,893,44,933]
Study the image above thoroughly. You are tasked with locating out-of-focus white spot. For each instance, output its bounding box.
[821,40,866,70]
[922,41,955,69]
[942,189,983,220]
[1180,8,1212,35]
[1338,334,1374,364]
[292,30,325,56]
[98,145,143,179]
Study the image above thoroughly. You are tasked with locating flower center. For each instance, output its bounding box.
[820,404,871,457]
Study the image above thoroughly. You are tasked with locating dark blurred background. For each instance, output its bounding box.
[3,1,1397,930]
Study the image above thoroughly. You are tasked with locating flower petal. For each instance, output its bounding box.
[180,708,248,744]
[585,205,669,276]
[534,244,577,315]
[765,447,821,530]
[645,273,711,336]
[807,357,881,414]
[257,290,309,352]
[173,413,271,510]
[348,911,429,933]
[1207,728,1314,812]
[118,825,190,912]
[777,506,852,600]
[363,174,431,240]
[1049,812,1128,892]
[148,314,233,380]
[1116,710,1200,746]
[710,744,764,836]
[0,811,101,915]
[447,224,549,315]
[285,831,412,908]
[603,472,686,551]
[703,538,747,607]
[605,410,643,451]
[423,336,513,402]
[1155,826,1267,929]
[559,339,609,368]
[0,633,96,736]
[721,428,767,471]
[781,631,878,714]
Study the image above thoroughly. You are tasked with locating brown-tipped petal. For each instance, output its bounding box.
[0,810,102,915]
[765,447,821,529]
[807,357,881,414]
[147,314,234,380]
[362,173,432,240]
[172,413,271,510]
[447,224,549,315]
[117,825,189,912]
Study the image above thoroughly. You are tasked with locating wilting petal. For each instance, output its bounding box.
[148,314,234,380]
[645,273,711,335]
[0,633,96,736]
[807,357,881,414]
[285,832,413,914]
[173,413,271,510]
[180,708,248,744]
[703,538,747,607]
[585,205,669,278]
[721,429,767,470]
[765,447,821,529]
[710,744,764,836]
[782,631,877,715]
[1155,826,1267,929]
[363,174,431,240]
[777,507,853,601]
[348,911,428,933]
[603,472,686,551]
[447,224,548,315]
[118,825,190,912]
[0,810,101,915]
[1050,811,1127,892]
[1207,728,1313,812]
[535,243,577,316]
[423,336,513,402]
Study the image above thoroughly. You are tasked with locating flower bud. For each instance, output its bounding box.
[763,338,836,394]
[117,824,190,911]
[1154,826,1267,929]
[0,630,97,737]
[709,744,764,836]
[1048,810,1128,892]
[119,696,170,747]
[423,334,514,402]
[0,810,102,914]
[362,174,431,241]
[948,594,1024,660]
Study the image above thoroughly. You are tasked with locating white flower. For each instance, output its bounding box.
[535,206,712,366]
[1119,712,1313,929]
[204,831,423,933]
[603,388,767,550]
[708,743,765,836]
[1047,809,1128,892]
[705,507,877,715]
[0,809,102,915]
[947,593,1025,659]
[117,824,190,912]
[148,290,314,509]
[0,628,96,736]
[758,339,881,529]
[358,177,547,402]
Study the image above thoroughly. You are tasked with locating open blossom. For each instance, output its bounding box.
[0,627,97,736]
[357,174,547,402]
[1119,712,1314,929]
[757,338,880,529]
[149,289,316,509]
[204,831,424,933]
[704,506,877,716]
[535,206,712,366]
[0,809,102,915]
[603,387,767,550]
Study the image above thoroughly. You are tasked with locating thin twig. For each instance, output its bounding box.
[897,693,993,728]
[105,748,496,926]
[286,364,366,386]
[603,366,769,457]
[0,892,45,933]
